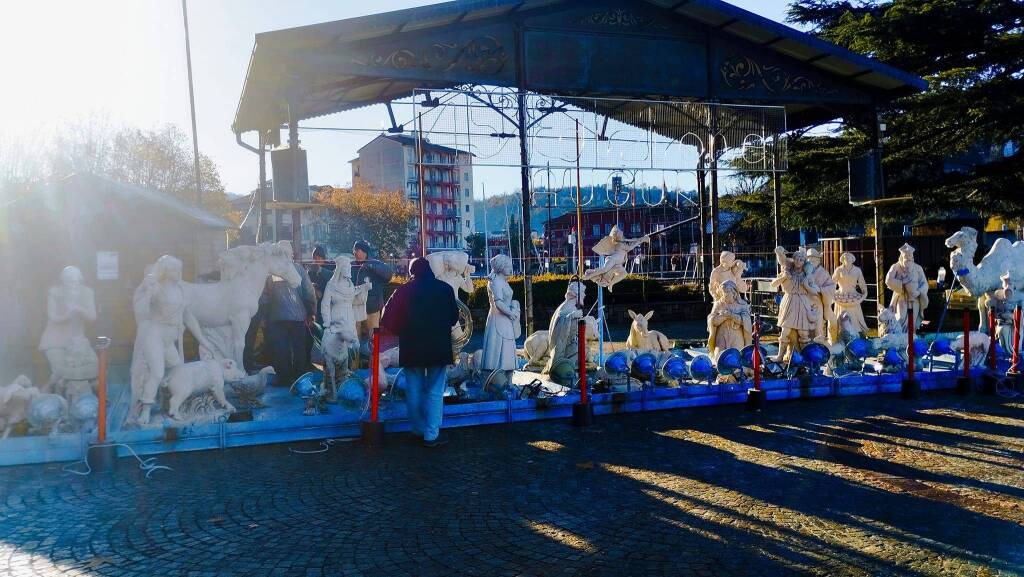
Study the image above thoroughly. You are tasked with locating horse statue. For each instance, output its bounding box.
[183,242,301,369]
[945,226,1024,330]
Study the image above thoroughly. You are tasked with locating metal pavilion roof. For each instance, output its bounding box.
[233,0,927,134]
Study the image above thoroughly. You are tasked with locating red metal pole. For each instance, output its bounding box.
[97,345,108,443]
[752,317,762,391]
[578,319,588,404]
[907,308,915,381]
[963,309,971,377]
[370,328,381,422]
[989,308,997,370]
[1012,305,1022,374]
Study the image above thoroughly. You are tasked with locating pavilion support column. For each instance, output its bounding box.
[871,107,886,322]
[288,113,301,261]
[772,169,782,249]
[257,131,268,243]
[709,162,720,265]
[516,90,534,335]
[709,107,721,267]
[696,157,707,291]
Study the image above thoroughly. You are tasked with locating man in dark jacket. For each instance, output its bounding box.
[352,240,392,342]
[261,262,316,387]
[380,258,458,447]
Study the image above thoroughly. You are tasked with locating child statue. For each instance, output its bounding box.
[581,226,650,292]
[709,251,749,300]
[480,254,521,376]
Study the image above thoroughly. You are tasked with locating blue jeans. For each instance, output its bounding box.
[403,366,447,441]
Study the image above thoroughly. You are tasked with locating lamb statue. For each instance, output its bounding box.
[162,358,246,421]
[0,376,41,440]
[520,315,599,370]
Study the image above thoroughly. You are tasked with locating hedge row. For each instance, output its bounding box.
[386,273,705,310]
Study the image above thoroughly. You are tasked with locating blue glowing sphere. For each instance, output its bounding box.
[605,351,630,375]
[802,343,830,366]
[910,339,929,357]
[883,348,903,366]
[661,355,688,380]
[716,348,742,373]
[741,345,768,368]
[689,354,715,381]
[338,377,368,408]
[292,371,323,398]
[788,351,806,367]
[632,352,659,376]
[930,338,954,356]
[846,338,871,358]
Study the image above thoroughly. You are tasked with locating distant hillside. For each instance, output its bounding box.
[474,186,696,235]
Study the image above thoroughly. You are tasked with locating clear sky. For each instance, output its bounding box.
[0,0,793,197]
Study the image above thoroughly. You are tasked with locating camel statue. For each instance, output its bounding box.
[945,226,1024,331]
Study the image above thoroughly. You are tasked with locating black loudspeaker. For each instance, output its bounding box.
[271,147,309,203]
[848,149,881,204]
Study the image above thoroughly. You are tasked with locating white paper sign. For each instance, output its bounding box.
[97,251,119,280]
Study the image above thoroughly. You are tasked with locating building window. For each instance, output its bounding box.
[605,224,612,235]
[463,171,470,182]
[592,224,600,237]
[631,223,641,235]
[465,219,471,228]
[464,204,470,213]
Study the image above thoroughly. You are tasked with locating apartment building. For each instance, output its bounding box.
[351,134,474,252]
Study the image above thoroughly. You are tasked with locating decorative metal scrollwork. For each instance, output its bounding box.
[720,55,837,95]
[354,36,509,76]
[575,9,670,30]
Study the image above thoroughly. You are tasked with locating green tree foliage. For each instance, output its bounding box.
[315,182,416,257]
[465,232,486,259]
[786,0,1024,219]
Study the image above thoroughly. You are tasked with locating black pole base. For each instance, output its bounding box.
[901,378,920,399]
[956,375,974,395]
[746,388,767,411]
[982,371,999,395]
[571,403,594,427]
[360,421,385,446]
[1006,371,1023,391]
[86,443,118,472]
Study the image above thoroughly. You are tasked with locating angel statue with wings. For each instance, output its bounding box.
[581,225,651,291]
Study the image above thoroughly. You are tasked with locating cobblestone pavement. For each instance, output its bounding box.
[2,394,1024,577]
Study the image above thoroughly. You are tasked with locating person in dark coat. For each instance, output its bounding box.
[351,240,392,342]
[307,245,334,325]
[380,257,458,447]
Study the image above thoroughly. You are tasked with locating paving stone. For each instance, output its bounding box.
[1,393,1023,576]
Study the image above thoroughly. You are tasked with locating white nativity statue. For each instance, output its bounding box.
[543,281,587,380]
[945,226,1024,331]
[582,226,650,292]
[129,255,215,426]
[183,242,300,369]
[480,254,521,374]
[885,243,929,332]
[39,266,98,394]
[832,252,868,337]
[706,280,752,360]
[321,255,371,401]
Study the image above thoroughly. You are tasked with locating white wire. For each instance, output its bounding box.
[62,443,172,478]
